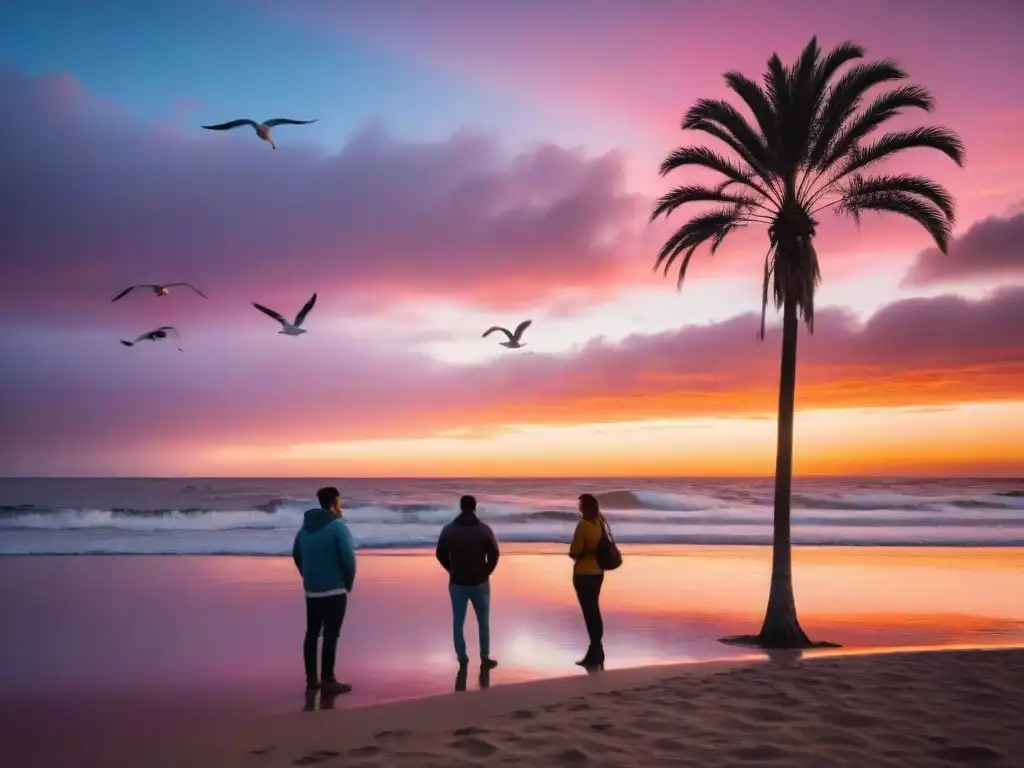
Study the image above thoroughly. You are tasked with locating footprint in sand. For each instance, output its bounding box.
[550,748,589,764]
[292,749,340,765]
[932,745,1004,763]
[826,710,880,728]
[248,745,277,756]
[450,737,499,758]
[348,745,381,757]
[452,726,490,736]
[374,729,412,740]
[742,707,788,723]
[731,745,788,762]
[511,709,537,719]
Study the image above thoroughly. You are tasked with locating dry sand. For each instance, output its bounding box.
[164,647,1023,768]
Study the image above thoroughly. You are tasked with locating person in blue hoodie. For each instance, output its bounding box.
[292,486,357,693]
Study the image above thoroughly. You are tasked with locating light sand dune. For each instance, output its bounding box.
[168,648,1022,767]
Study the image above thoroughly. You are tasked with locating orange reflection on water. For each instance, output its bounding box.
[193,544,1024,653]
[476,545,1024,648]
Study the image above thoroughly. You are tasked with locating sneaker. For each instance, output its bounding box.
[481,657,499,670]
[320,680,353,695]
[306,679,321,691]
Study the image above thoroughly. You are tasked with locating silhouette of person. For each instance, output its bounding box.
[436,495,501,669]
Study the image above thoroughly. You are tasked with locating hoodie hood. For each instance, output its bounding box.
[302,507,337,533]
[453,510,480,526]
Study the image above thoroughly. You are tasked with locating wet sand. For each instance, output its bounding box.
[180,648,1024,768]
[0,546,1022,765]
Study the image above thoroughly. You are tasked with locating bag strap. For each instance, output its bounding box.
[601,519,616,544]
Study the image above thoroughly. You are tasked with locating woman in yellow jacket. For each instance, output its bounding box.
[568,493,605,667]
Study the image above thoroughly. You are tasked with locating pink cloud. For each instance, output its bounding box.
[0,66,650,329]
[275,0,1024,227]
[903,207,1024,286]
[3,285,1021,474]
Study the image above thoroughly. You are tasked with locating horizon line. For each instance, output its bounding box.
[2,475,1021,482]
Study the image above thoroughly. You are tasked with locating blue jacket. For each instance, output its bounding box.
[292,508,357,595]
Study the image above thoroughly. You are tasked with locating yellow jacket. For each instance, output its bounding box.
[569,517,604,575]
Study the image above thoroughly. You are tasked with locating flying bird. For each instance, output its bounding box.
[482,319,532,349]
[252,293,317,336]
[111,283,207,302]
[120,326,182,351]
[200,118,318,150]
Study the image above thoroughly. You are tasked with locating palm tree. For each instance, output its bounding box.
[651,37,964,648]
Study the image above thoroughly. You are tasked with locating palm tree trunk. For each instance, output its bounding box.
[757,294,812,648]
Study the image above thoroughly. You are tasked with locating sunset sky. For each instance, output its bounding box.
[1,0,1022,477]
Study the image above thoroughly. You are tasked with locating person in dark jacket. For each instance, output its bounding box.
[292,486,357,693]
[435,495,500,668]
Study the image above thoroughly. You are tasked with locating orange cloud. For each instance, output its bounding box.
[3,286,1022,475]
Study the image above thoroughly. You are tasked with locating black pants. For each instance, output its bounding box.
[304,594,347,682]
[572,574,604,656]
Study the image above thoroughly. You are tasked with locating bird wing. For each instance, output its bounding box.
[111,285,139,302]
[482,326,512,340]
[155,326,180,338]
[166,282,208,298]
[294,293,317,327]
[201,119,257,131]
[263,118,318,127]
[253,302,288,326]
[512,319,533,340]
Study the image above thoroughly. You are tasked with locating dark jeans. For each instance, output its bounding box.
[304,594,347,682]
[572,574,604,656]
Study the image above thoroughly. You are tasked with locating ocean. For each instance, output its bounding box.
[1,477,1022,555]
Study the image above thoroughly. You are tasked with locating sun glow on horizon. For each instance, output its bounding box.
[202,401,1024,478]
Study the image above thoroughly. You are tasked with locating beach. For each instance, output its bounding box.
[176,647,1024,768]
[1,545,1022,765]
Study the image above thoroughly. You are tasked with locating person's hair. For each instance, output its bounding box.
[460,495,477,513]
[317,486,341,510]
[579,493,601,521]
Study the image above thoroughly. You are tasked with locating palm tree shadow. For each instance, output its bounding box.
[720,633,840,651]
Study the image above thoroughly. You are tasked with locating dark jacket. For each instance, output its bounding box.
[435,510,500,586]
[292,508,357,595]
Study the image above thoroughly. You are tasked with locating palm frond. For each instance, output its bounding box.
[763,54,790,117]
[812,85,934,174]
[650,184,758,222]
[786,37,823,150]
[809,40,864,107]
[837,189,952,252]
[723,71,779,151]
[810,60,907,166]
[658,146,775,201]
[759,246,777,340]
[807,126,965,209]
[835,173,956,222]
[683,98,772,180]
[655,208,745,287]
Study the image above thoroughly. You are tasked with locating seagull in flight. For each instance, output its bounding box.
[111,283,207,302]
[201,118,318,150]
[252,293,317,336]
[482,319,532,349]
[120,326,182,351]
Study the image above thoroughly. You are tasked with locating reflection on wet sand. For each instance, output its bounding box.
[0,546,1021,715]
